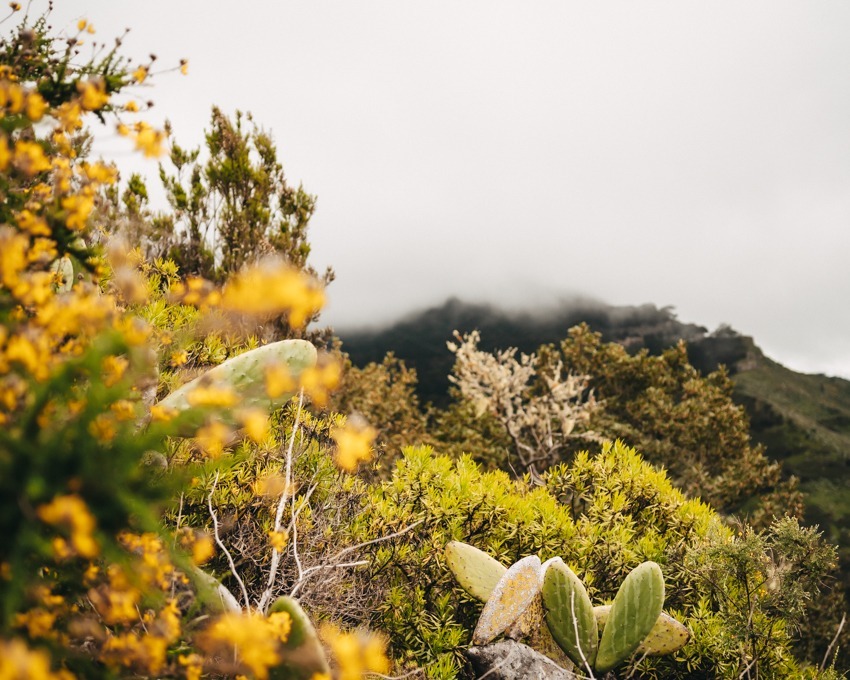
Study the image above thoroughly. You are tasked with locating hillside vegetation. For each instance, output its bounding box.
[1,8,847,679]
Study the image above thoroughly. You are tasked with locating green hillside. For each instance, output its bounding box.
[339,299,850,585]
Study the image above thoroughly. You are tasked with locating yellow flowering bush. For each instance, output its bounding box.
[0,7,386,679]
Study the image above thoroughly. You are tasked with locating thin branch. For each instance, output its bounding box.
[821,612,846,670]
[571,589,596,680]
[258,390,304,614]
[208,471,250,611]
[288,520,424,598]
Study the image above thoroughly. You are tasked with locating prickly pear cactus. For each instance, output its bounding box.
[542,558,598,670]
[472,555,542,645]
[444,541,507,603]
[268,596,331,680]
[156,339,317,430]
[595,605,689,656]
[595,561,665,672]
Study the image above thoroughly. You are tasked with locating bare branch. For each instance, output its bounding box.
[208,471,250,611]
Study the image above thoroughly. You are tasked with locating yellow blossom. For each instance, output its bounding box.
[180,60,189,76]
[220,262,325,325]
[0,638,71,680]
[194,420,233,458]
[268,530,288,552]
[15,210,50,236]
[77,78,109,111]
[150,403,177,422]
[169,349,188,367]
[133,122,165,158]
[186,383,238,408]
[61,193,95,231]
[12,140,51,176]
[37,494,99,559]
[132,66,148,83]
[199,613,285,680]
[124,100,139,112]
[0,134,9,170]
[331,420,377,473]
[265,362,295,398]
[102,355,129,387]
[25,91,47,121]
[239,407,269,443]
[9,3,21,10]
[77,19,87,31]
[299,360,342,409]
[55,100,82,132]
[321,625,390,680]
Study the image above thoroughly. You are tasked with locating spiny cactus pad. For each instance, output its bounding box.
[472,555,542,645]
[595,561,665,672]
[444,541,508,603]
[541,558,598,670]
[595,605,689,656]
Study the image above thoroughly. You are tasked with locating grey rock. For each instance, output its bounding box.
[467,640,580,679]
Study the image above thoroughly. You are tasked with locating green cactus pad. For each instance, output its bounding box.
[595,605,689,656]
[157,339,317,431]
[188,566,242,613]
[596,561,665,672]
[444,541,508,603]
[541,558,598,670]
[269,596,330,679]
[472,555,542,645]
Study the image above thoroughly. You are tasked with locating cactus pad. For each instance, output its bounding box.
[541,558,598,670]
[595,605,689,656]
[472,555,542,645]
[269,596,330,679]
[444,541,508,603]
[595,561,665,672]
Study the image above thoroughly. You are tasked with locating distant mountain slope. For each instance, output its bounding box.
[338,298,850,584]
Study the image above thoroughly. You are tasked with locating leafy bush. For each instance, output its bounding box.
[345,442,838,679]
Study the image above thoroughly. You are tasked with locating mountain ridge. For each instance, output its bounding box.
[337,297,850,585]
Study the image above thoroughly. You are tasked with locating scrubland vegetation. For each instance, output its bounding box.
[0,7,847,679]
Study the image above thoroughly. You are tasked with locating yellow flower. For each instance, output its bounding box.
[180,59,189,76]
[9,3,21,11]
[77,79,109,111]
[331,419,377,473]
[102,355,129,387]
[61,193,95,230]
[194,420,233,459]
[56,100,82,132]
[220,262,325,324]
[199,613,284,680]
[265,362,295,398]
[25,91,47,121]
[239,407,270,443]
[0,135,9,170]
[192,534,215,564]
[124,100,139,112]
[14,209,49,236]
[37,494,100,559]
[12,140,51,176]
[77,19,87,31]
[132,66,148,84]
[186,383,238,408]
[299,361,342,409]
[268,530,288,552]
[133,122,165,158]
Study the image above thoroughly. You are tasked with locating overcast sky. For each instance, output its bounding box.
[52,2,850,378]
